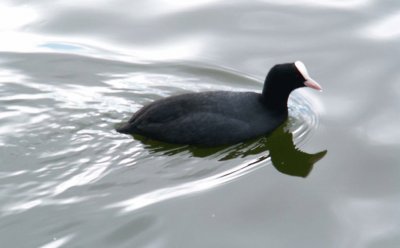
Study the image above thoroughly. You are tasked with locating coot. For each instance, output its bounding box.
[117,61,322,146]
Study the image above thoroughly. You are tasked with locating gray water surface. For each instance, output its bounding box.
[1,1,400,248]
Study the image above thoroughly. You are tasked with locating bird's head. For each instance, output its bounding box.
[263,61,322,96]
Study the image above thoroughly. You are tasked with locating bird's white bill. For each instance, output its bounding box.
[304,78,322,91]
[295,60,322,91]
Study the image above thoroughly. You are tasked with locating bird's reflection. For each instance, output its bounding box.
[132,124,327,178]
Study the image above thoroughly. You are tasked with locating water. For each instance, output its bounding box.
[1,1,400,247]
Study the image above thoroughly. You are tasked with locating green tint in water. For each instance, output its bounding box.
[132,123,327,178]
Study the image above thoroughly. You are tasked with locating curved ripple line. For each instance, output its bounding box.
[288,91,320,147]
[106,156,269,213]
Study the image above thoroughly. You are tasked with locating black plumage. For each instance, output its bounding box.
[117,61,321,146]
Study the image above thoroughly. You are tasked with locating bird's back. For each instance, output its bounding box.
[118,91,287,146]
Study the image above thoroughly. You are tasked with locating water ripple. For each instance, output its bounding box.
[0,51,321,219]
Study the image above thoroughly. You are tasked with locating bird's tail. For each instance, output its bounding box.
[115,122,132,134]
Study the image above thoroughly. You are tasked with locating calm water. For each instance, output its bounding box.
[1,1,400,247]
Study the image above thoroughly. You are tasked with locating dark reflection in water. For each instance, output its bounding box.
[131,124,327,178]
[265,126,327,177]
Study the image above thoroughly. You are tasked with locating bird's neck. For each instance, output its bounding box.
[262,83,292,114]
